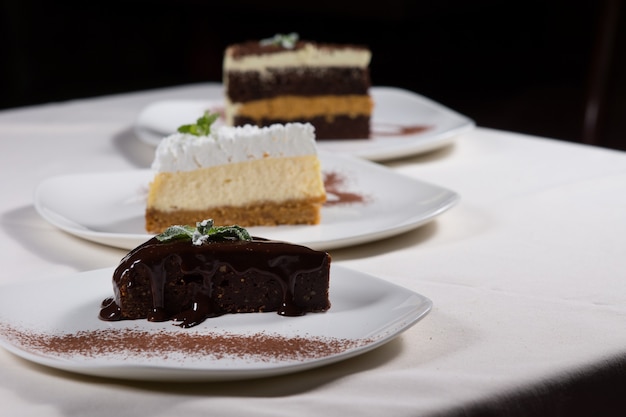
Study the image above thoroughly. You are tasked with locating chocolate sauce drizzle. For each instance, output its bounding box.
[371,123,432,137]
[99,237,330,328]
[323,171,369,206]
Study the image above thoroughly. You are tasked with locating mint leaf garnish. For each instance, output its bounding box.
[156,224,196,242]
[205,225,252,241]
[156,219,252,246]
[177,111,219,136]
[260,32,299,49]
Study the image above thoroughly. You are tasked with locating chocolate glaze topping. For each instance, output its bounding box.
[99,237,330,328]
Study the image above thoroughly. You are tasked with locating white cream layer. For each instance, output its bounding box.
[223,43,371,72]
[152,122,317,173]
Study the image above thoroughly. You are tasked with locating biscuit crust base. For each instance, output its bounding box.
[145,198,325,234]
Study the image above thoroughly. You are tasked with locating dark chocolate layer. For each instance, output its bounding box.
[233,114,370,140]
[99,237,331,328]
[226,67,371,102]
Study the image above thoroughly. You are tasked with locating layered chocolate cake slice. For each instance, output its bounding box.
[99,220,331,328]
[223,33,373,139]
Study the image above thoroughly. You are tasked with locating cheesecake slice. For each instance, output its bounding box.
[145,114,326,234]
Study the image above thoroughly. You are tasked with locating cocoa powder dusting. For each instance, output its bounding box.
[0,323,369,363]
[323,171,369,206]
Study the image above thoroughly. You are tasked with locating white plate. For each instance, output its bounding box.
[134,86,475,161]
[34,153,459,251]
[0,265,432,381]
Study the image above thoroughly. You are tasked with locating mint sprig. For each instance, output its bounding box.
[156,219,252,246]
[177,111,219,136]
[260,32,299,49]
[156,224,196,241]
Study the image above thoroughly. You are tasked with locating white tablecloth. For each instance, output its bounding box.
[1,84,625,416]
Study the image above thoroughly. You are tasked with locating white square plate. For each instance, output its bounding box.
[134,85,475,161]
[34,153,459,250]
[0,265,432,382]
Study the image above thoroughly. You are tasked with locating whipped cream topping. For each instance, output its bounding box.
[152,122,317,173]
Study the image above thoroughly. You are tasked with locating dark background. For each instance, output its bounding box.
[1,0,624,150]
